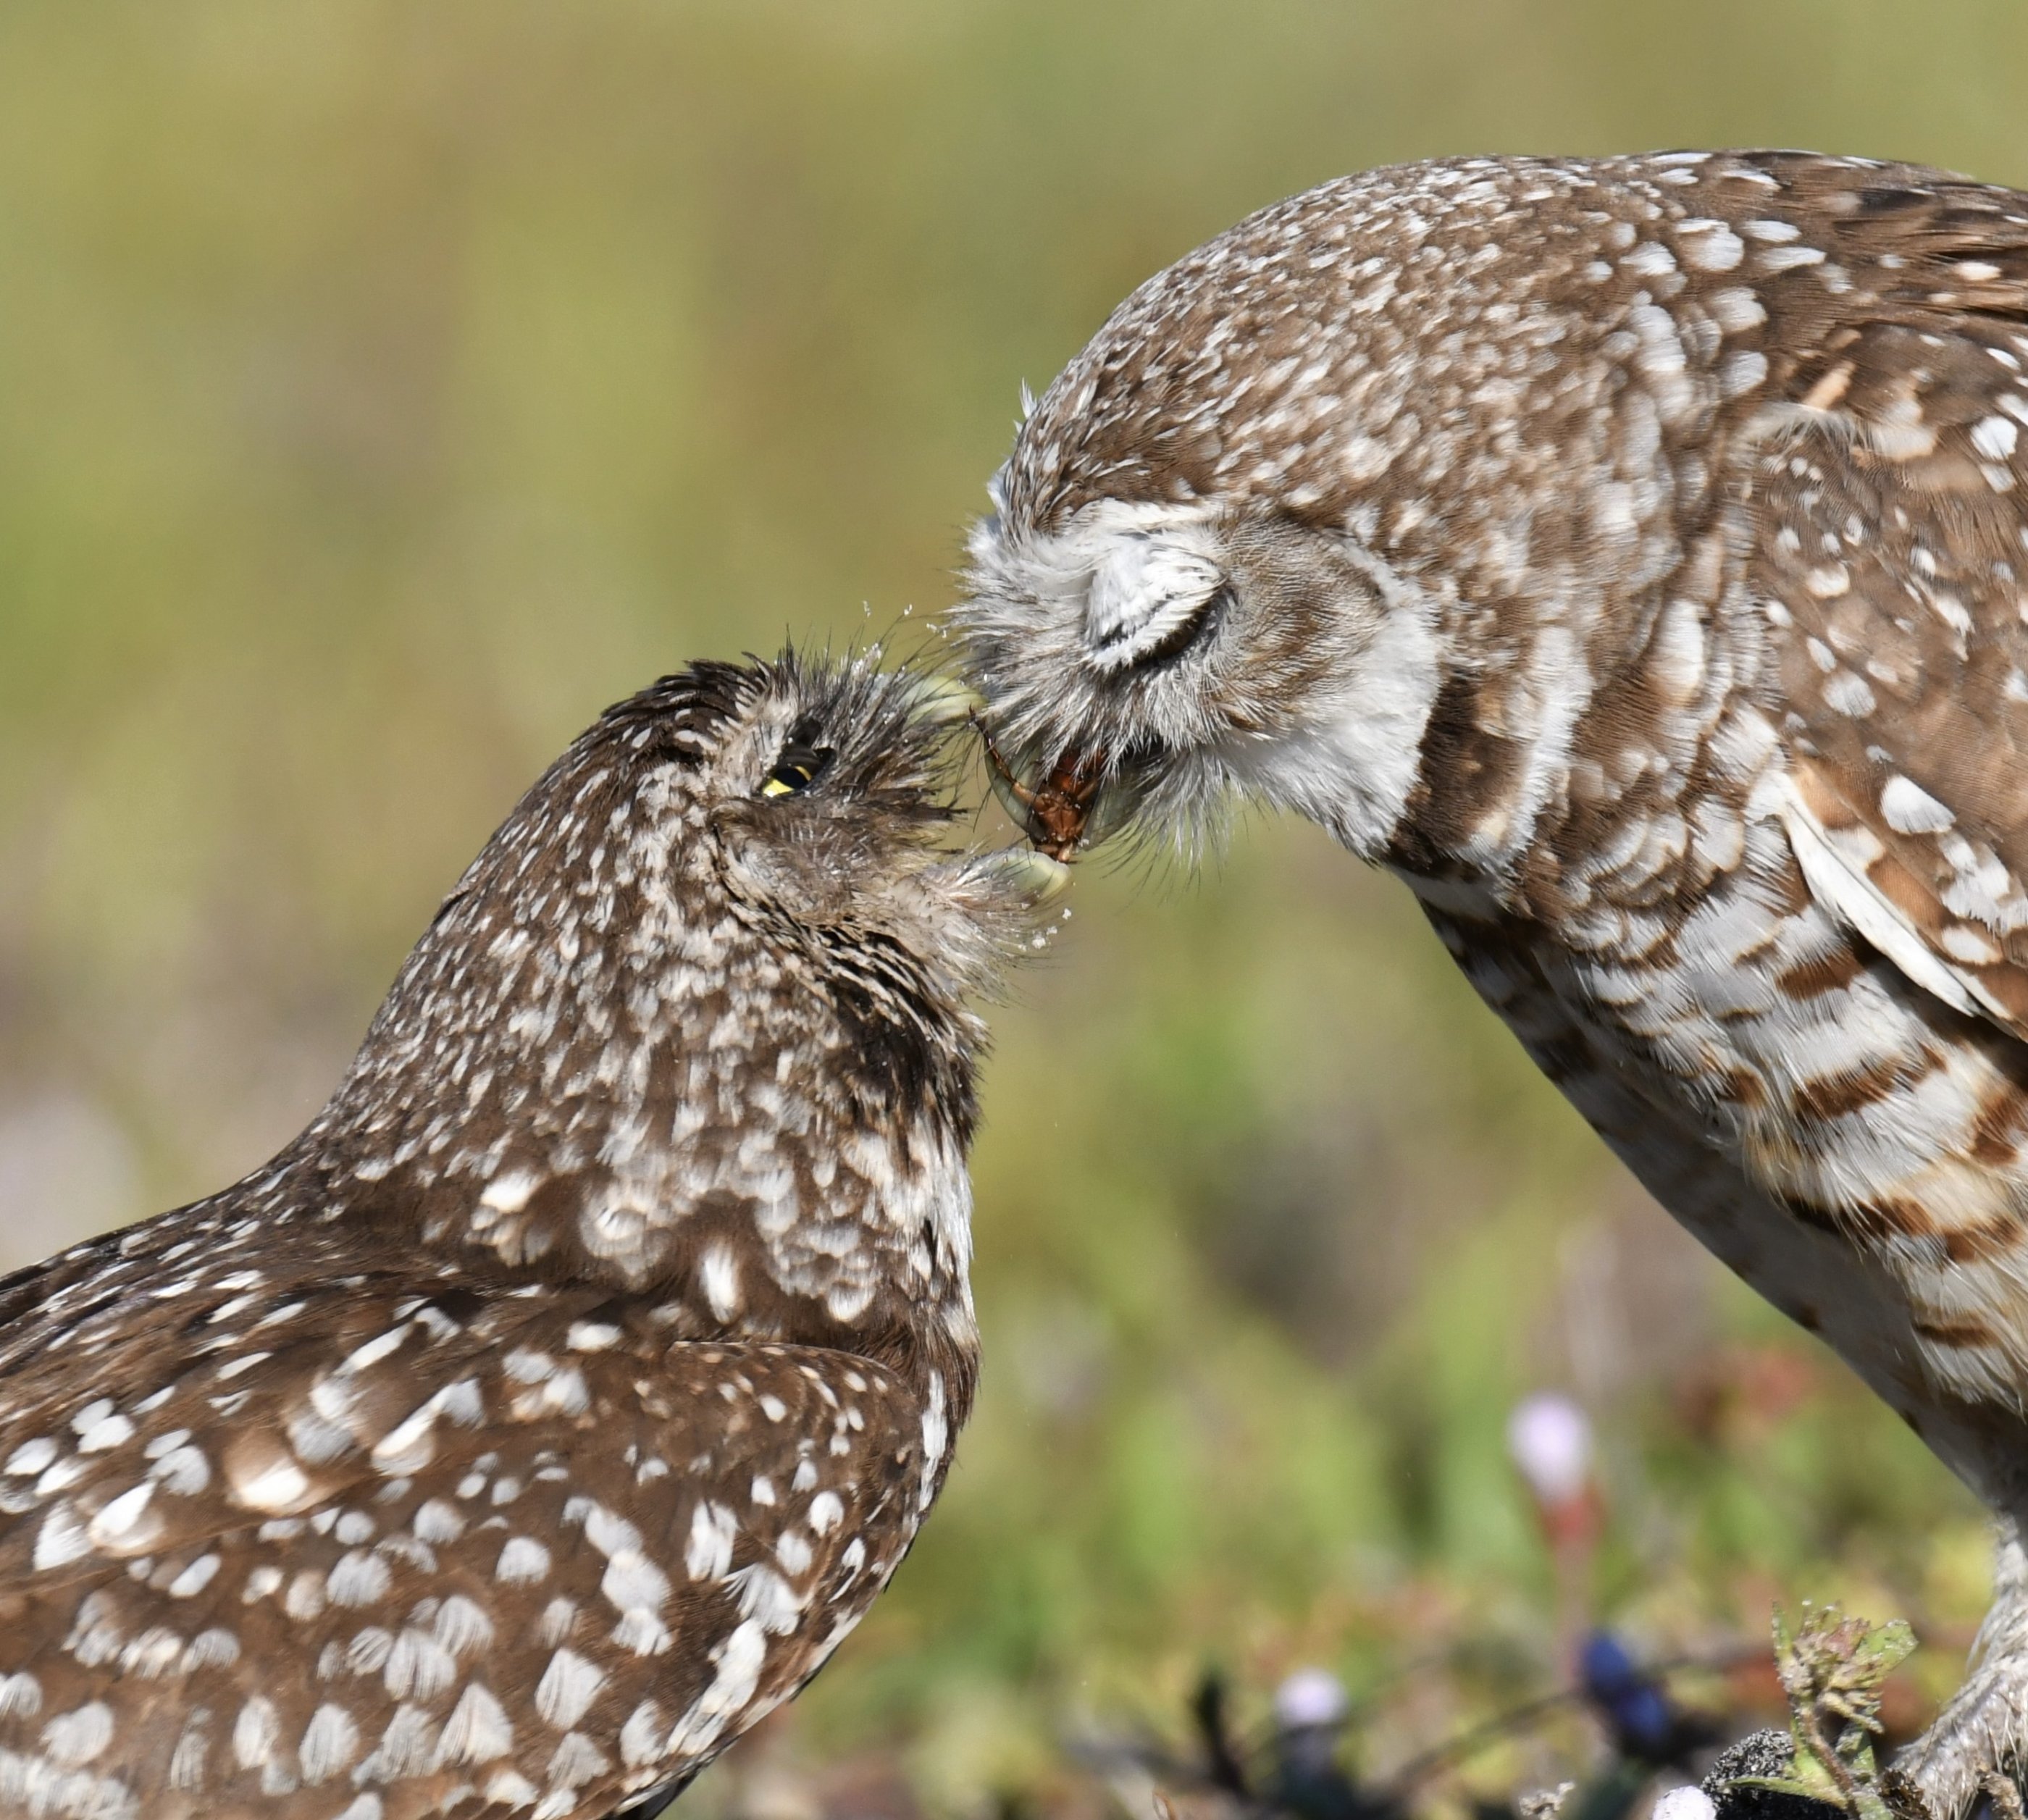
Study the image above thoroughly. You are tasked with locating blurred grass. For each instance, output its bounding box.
[0,1,2019,1811]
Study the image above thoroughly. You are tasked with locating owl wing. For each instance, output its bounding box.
[1743,311,2028,1039]
[0,1260,930,1816]
[0,1257,619,1580]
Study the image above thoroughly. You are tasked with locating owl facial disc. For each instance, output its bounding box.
[1083,535,1225,673]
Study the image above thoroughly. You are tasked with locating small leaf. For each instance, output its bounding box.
[1730,1777,1838,1804]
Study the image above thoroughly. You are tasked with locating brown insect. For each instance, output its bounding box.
[971,716,1105,861]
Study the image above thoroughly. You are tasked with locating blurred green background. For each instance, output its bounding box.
[1,1,2021,1811]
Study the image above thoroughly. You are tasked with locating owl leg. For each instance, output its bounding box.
[1895,1519,2028,1818]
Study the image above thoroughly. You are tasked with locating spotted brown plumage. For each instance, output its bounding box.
[0,653,1061,1819]
[956,151,2028,1813]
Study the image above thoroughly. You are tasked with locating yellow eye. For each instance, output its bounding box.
[759,743,832,798]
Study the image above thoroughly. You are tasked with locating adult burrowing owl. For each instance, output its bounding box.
[958,151,2028,1811]
[0,654,1060,1819]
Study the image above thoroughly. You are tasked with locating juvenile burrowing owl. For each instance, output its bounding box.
[0,653,1060,1819]
[957,151,2028,1811]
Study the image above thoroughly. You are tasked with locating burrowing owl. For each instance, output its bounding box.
[957,151,2028,1811]
[0,654,1060,1819]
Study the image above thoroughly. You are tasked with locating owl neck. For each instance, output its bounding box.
[253,893,982,1392]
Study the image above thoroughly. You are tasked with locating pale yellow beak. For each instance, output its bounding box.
[908,676,989,727]
[973,846,1073,903]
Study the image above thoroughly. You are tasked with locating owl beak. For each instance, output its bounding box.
[906,676,989,727]
[971,847,1073,903]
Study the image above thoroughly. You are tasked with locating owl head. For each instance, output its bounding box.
[951,167,1494,868]
[319,650,1065,1178]
[430,649,1058,989]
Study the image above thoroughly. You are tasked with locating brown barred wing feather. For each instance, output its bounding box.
[1746,334,2028,1036]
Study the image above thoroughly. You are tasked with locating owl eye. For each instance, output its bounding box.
[759,742,834,798]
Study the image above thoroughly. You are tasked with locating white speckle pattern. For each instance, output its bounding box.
[165,1554,219,1599]
[299,1703,360,1783]
[699,1246,743,1322]
[1882,774,1957,834]
[232,1695,278,1769]
[40,1702,114,1768]
[436,1682,515,1766]
[326,1550,391,1607]
[536,1648,607,1729]
[685,1503,737,1582]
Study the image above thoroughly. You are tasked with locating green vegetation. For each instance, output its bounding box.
[1741,1606,1919,1820]
[0,2,2020,1810]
